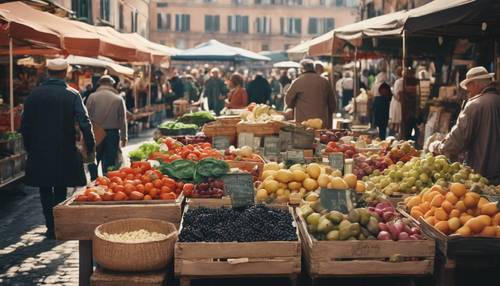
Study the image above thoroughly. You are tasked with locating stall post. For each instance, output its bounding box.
[9,36,14,132]
[353,46,358,123]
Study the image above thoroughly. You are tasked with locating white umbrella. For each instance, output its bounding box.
[273,61,300,69]
[66,55,134,77]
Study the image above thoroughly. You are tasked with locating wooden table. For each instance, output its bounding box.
[54,195,184,286]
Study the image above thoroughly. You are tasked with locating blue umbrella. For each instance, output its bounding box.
[172,39,270,62]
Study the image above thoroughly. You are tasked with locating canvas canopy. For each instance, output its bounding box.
[172,39,270,62]
[66,55,134,77]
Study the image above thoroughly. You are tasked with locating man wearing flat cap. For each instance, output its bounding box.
[86,75,128,180]
[285,59,336,129]
[21,58,96,239]
[430,66,500,185]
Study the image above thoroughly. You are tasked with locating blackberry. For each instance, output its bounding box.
[178,206,298,242]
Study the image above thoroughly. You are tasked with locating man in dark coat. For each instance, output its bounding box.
[203,68,228,115]
[21,58,95,239]
[373,82,392,139]
[247,74,272,104]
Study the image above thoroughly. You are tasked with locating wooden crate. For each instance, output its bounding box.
[226,156,265,180]
[186,196,232,208]
[215,115,241,127]
[54,195,184,240]
[91,267,167,286]
[202,122,236,137]
[295,207,435,278]
[175,205,301,286]
[417,217,500,258]
[236,121,283,136]
[0,156,13,182]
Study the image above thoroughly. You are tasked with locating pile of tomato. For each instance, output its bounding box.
[75,161,190,202]
[148,138,223,163]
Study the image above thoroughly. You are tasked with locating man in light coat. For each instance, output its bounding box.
[430,66,500,184]
[86,75,127,179]
[285,59,336,129]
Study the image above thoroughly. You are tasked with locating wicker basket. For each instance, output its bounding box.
[93,218,177,272]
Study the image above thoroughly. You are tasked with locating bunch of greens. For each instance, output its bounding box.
[128,142,160,161]
[159,121,198,130]
[158,158,229,183]
[177,111,215,127]
[0,132,22,141]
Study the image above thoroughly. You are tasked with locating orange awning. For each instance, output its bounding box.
[0,2,140,61]
[95,26,151,62]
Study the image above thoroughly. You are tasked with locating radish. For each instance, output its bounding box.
[378,222,388,232]
[410,227,421,235]
[386,222,400,240]
[377,231,392,240]
[393,220,405,233]
[398,232,410,240]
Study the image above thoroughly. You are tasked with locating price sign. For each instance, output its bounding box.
[319,188,353,213]
[315,143,325,157]
[328,152,344,172]
[279,131,293,151]
[213,136,230,150]
[264,136,280,158]
[238,132,254,148]
[223,173,255,208]
[286,149,304,164]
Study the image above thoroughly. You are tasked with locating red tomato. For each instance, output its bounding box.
[102,191,114,201]
[87,192,102,202]
[108,182,118,192]
[144,182,154,192]
[160,186,172,194]
[153,179,163,189]
[148,188,159,198]
[76,195,89,202]
[113,191,127,201]
[129,191,144,200]
[107,171,122,179]
[111,177,123,185]
[136,184,145,194]
[114,185,125,194]
[124,184,136,195]
[162,178,177,190]
[96,176,110,186]
[120,167,134,174]
[126,173,135,180]
[141,175,152,184]
[144,194,152,200]
[186,153,198,160]
[160,192,176,200]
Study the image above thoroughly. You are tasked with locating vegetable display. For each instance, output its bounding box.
[177,111,215,127]
[128,142,160,161]
[75,162,182,202]
[159,121,198,135]
[179,205,297,242]
[158,158,229,183]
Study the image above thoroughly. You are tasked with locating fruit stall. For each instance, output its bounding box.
[0,131,26,188]
[52,113,500,286]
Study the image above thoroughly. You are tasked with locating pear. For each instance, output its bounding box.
[366,216,380,235]
[348,209,360,223]
[327,210,344,224]
[318,217,334,233]
[326,230,340,241]
[338,227,352,240]
[306,213,321,227]
[349,223,361,237]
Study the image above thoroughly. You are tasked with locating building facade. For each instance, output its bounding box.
[358,0,432,20]
[52,0,150,37]
[150,0,358,52]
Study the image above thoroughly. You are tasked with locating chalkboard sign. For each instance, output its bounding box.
[286,149,304,163]
[213,136,230,150]
[319,188,353,213]
[315,143,325,157]
[279,131,293,151]
[328,152,344,172]
[264,136,280,158]
[238,132,254,148]
[223,173,255,208]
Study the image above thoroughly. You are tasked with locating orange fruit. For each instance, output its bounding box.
[143,194,153,200]
[477,197,490,208]
[448,217,461,232]
[480,226,497,237]
[480,202,498,216]
[431,194,445,207]
[425,216,436,226]
[435,221,450,234]
[435,208,448,221]
[441,201,454,213]
[445,192,458,205]
[449,209,461,218]
[407,196,421,208]
[465,215,491,233]
[430,185,446,195]
[493,213,500,226]
[419,201,431,214]
[410,208,424,220]
[459,213,473,225]
[455,226,471,236]
[464,192,480,209]
[450,183,466,197]
[424,209,435,218]
[455,201,466,212]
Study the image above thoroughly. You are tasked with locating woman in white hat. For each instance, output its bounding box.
[430,66,500,185]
